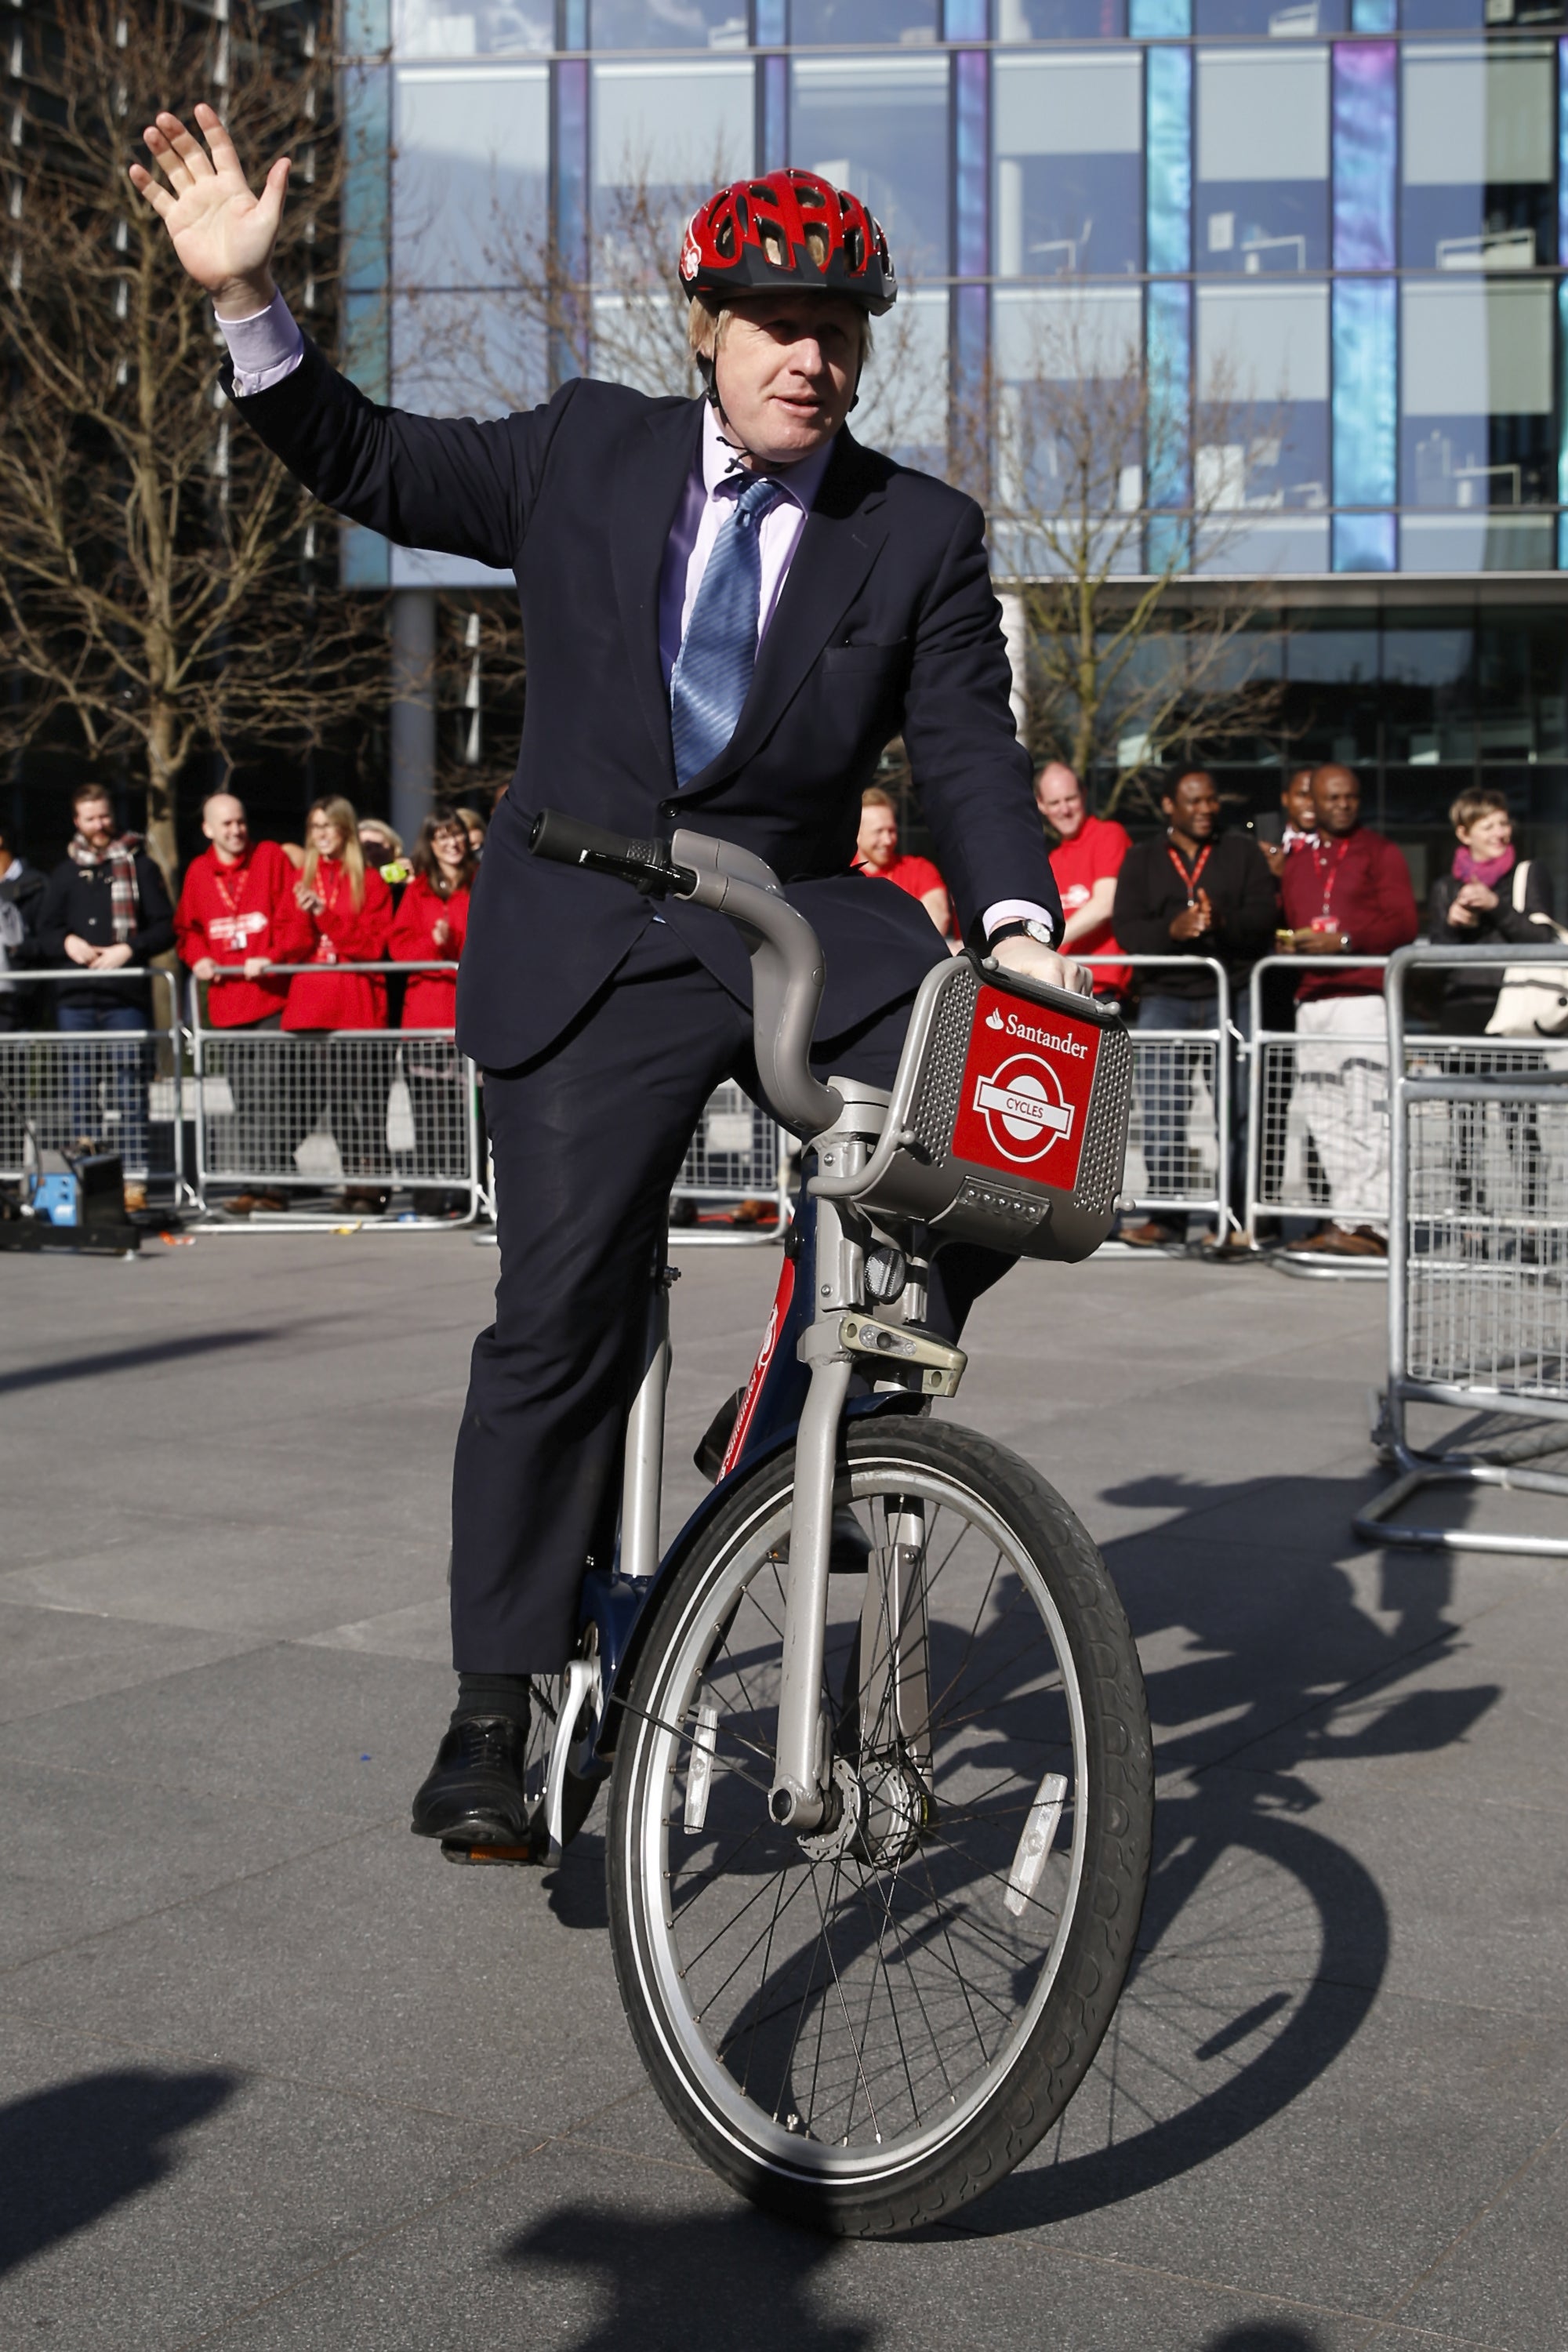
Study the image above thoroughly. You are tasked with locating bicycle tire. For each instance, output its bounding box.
[607,1417,1152,2236]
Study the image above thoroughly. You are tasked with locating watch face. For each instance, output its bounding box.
[1025,921,1054,946]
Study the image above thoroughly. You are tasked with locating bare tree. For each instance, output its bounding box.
[982,299,1289,812]
[0,0,389,872]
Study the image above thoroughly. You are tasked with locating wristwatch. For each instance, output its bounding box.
[985,918,1057,952]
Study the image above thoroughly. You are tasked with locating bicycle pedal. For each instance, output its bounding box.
[441,1832,546,1867]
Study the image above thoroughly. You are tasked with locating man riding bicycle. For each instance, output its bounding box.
[132,110,1082,1852]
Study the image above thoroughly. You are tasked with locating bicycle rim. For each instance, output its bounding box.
[614,1436,1108,2195]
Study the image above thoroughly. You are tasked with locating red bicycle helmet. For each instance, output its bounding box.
[679,168,898,316]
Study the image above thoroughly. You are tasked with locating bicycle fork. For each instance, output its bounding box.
[768,1108,961,1835]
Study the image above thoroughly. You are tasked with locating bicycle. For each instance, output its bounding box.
[452,811,1155,2238]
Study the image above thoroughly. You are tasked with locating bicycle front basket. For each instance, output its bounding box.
[848,955,1132,1263]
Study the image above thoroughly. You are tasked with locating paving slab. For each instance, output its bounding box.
[1,1232,1563,2350]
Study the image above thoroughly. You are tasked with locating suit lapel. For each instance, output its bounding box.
[611,398,705,789]
[677,430,891,804]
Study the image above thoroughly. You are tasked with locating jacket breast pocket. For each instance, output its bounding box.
[820,641,908,677]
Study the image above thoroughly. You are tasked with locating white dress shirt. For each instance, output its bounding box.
[214,296,1055,943]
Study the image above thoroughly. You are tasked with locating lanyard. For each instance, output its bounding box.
[1309,836,1350,918]
[212,856,249,918]
[1166,840,1212,906]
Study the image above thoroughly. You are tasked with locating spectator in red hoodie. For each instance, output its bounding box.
[853,786,955,942]
[285,797,393,1206]
[1035,761,1132,1003]
[176,790,314,1214]
[390,809,475,1213]
[1278,764,1418,1256]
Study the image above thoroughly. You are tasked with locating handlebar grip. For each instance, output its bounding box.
[528,810,691,897]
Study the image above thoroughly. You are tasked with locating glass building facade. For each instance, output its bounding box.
[343,0,1568,891]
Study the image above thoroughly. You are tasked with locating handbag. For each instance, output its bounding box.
[1483,862,1568,1037]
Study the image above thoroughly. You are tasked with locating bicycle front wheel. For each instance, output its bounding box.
[607,1417,1152,2236]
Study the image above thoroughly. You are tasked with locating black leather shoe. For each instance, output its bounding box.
[411,1715,532,1845]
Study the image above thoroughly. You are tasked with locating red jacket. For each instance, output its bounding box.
[389,874,468,1030]
[1279,826,1418,999]
[175,842,314,1027]
[282,858,392,1031]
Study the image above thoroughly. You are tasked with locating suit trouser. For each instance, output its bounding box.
[450,920,1007,1673]
[1294,994,1391,1236]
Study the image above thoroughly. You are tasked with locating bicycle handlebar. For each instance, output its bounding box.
[529,808,843,1140]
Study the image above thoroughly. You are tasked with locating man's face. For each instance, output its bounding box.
[713,294,862,466]
[76,797,115,848]
[857,803,899,869]
[1163,772,1220,840]
[1283,769,1318,832]
[202,795,249,862]
[1312,766,1360,836]
[1035,764,1086,840]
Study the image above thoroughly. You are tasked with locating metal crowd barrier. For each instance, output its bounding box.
[189,964,481,1229]
[669,1078,791,1247]
[1355,944,1568,1559]
[0,967,184,1198]
[1080,954,1232,1240]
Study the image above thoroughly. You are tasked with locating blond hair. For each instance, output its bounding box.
[302,795,367,912]
[861,785,896,812]
[685,294,873,377]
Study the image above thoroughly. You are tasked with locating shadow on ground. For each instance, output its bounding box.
[0,2067,238,2276]
[963,1467,1497,2234]
[506,2202,870,2352]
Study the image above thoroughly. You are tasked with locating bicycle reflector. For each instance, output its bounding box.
[851,956,1133,1262]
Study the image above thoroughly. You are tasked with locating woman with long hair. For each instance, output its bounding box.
[390,808,477,1212]
[284,797,393,1203]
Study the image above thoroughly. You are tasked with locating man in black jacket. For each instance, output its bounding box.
[36,786,175,1203]
[132,108,1082,1849]
[1112,768,1277,1246]
[0,820,47,1033]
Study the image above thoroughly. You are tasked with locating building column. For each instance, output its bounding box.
[390,587,437,848]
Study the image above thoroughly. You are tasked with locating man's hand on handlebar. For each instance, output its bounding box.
[989,931,1093,999]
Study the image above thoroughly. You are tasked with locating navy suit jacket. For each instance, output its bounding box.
[228,346,1060,1070]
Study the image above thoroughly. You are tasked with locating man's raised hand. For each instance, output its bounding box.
[128,103,288,318]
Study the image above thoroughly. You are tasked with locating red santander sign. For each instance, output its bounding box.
[949,985,1102,1194]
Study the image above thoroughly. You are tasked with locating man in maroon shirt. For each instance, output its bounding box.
[1278,764,1418,1256]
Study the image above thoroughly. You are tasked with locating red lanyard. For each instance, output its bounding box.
[1309,836,1350,918]
[1167,840,1212,906]
[212,857,249,917]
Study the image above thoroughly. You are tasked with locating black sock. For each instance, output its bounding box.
[452,1672,532,1728]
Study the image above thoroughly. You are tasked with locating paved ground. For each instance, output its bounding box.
[1,1229,1564,2351]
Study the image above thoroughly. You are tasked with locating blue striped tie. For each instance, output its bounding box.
[670,473,785,788]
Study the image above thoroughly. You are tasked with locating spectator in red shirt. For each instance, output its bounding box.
[853,786,954,942]
[285,797,394,1207]
[176,790,314,1214]
[1035,761,1131,1001]
[1278,764,1418,1257]
[390,809,476,1214]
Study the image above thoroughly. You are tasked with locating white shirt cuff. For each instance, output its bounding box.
[982,900,1058,946]
[216,290,305,397]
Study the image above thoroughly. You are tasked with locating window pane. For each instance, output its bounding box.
[1196,48,1330,273]
[393,0,554,54]
[994,51,1142,277]
[790,0,940,40]
[590,0,751,46]
[1196,280,1330,511]
[790,54,949,281]
[1194,0,1345,31]
[996,0,1128,34]
[1400,45,1555,270]
[1401,0,1562,32]
[591,60,753,260]
[992,289,1145,570]
[855,288,949,474]
[393,65,550,287]
[1400,278,1555,510]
